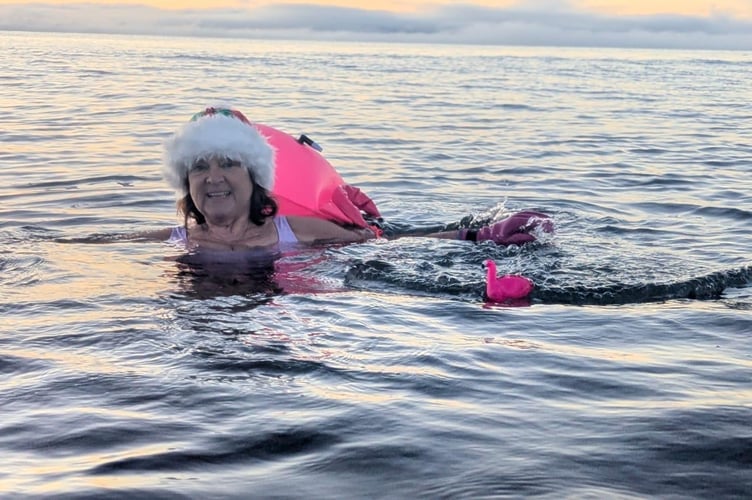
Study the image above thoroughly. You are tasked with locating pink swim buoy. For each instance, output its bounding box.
[254,123,381,229]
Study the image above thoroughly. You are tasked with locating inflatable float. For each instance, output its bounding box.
[255,123,381,230]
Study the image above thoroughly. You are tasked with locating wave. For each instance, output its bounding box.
[344,259,752,306]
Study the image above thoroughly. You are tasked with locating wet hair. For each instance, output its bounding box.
[177,174,278,227]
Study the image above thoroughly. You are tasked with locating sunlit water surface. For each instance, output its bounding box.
[1,32,751,498]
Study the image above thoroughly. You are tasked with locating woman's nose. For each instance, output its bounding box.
[205,162,225,183]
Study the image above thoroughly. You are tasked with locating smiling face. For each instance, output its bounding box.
[187,156,253,226]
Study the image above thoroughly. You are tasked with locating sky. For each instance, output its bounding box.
[1,0,751,50]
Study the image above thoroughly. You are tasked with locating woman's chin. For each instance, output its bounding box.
[199,207,238,224]
[199,204,244,226]
[203,214,236,226]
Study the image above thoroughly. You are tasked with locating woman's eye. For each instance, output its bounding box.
[190,161,209,173]
[221,158,239,169]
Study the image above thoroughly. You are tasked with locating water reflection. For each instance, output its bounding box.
[165,246,343,303]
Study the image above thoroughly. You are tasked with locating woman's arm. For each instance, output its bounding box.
[286,216,464,244]
[287,210,554,246]
[288,210,554,245]
[123,228,175,241]
[286,216,377,244]
[59,228,174,244]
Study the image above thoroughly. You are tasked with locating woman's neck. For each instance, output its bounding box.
[191,217,278,250]
[202,217,254,241]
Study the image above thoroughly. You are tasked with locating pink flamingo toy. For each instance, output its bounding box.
[483,259,534,303]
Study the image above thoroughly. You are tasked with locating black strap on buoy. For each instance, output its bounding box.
[297,134,323,152]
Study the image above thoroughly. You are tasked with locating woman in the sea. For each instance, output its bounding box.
[139,106,552,251]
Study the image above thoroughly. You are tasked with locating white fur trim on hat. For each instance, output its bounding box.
[162,111,275,194]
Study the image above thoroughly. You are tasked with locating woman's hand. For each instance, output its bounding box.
[461,211,553,245]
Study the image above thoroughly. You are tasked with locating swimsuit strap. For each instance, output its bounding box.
[273,216,299,244]
[168,226,188,246]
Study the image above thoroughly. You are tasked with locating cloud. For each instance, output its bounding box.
[198,4,442,34]
[1,1,751,50]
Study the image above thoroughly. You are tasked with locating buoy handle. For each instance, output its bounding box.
[297,134,323,152]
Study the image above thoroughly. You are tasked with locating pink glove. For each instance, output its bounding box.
[331,184,383,229]
[343,184,382,219]
[460,210,553,245]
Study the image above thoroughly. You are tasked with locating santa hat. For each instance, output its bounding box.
[162,107,275,194]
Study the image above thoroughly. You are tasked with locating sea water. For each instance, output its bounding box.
[1,31,751,498]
